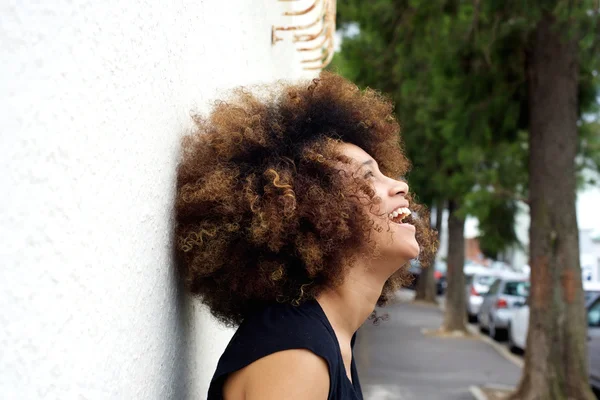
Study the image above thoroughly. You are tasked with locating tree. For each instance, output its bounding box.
[511,11,596,400]
[476,199,521,261]
[443,199,467,331]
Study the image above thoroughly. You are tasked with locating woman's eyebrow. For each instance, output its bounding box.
[356,160,373,173]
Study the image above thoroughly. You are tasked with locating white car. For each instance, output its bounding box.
[465,271,504,322]
[508,300,528,352]
[508,281,600,352]
[478,276,529,340]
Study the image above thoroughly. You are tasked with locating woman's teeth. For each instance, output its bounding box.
[389,207,411,223]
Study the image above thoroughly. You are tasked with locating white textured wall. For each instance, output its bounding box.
[1,1,318,398]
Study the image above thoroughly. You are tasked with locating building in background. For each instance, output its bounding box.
[581,229,600,282]
[436,197,600,283]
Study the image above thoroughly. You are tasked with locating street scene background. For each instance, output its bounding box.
[2,1,600,399]
[333,1,600,399]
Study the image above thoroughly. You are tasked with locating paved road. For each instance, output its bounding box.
[354,291,521,400]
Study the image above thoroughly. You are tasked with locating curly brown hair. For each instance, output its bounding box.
[175,71,436,326]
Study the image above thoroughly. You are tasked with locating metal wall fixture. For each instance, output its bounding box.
[272,0,336,71]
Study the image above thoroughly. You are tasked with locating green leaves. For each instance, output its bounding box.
[335,0,598,259]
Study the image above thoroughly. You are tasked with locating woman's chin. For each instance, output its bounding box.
[410,246,421,260]
[398,241,420,261]
[378,231,420,261]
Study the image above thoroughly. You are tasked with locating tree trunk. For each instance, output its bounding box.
[511,13,594,400]
[441,199,467,332]
[415,201,443,303]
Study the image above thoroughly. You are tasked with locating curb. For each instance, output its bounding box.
[469,385,487,400]
[436,294,524,369]
[466,324,524,369]
[469,384,516,400]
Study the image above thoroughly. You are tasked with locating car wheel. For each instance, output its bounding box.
[489,316,506,341]
[478,315,487,333]
[467,312,478,323]
[488,316,496,339]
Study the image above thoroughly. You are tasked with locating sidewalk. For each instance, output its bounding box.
[354,290,521,400]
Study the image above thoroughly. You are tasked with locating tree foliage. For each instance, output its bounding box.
[331,0,599,258]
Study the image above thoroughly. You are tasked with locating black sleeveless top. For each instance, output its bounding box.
[207,299,363,400]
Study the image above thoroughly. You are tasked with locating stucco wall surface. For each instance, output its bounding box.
[1,1,317,398]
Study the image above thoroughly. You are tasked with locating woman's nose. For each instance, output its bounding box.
[390,180,409,197]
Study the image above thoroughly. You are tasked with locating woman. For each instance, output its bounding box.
[175,72,436,400]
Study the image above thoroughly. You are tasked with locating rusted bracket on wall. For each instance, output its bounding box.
[272,0,336,71]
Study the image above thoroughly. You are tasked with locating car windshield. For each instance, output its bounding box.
[503,281,530,296]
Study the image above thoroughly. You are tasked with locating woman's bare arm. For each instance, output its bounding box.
[223,349,330,400]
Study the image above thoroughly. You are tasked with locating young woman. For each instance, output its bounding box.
[175,72,436,400]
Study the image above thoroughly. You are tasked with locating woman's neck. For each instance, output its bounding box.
[316,256,402,342]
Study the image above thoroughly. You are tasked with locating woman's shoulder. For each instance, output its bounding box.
[208,299,339,399]
[222,348,330,400]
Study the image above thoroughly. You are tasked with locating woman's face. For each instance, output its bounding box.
[337,142,420,262]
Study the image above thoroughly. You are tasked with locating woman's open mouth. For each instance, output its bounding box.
[388,207,411,225]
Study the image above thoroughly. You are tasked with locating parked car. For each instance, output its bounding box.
[465,270,503,322]
[477,275,529,340]
[464,263,488,277]
[584,281,600,303]
[588,294,600,391]
[464,264,489,303]
[507,300,528,352]
[508,281,600,353]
